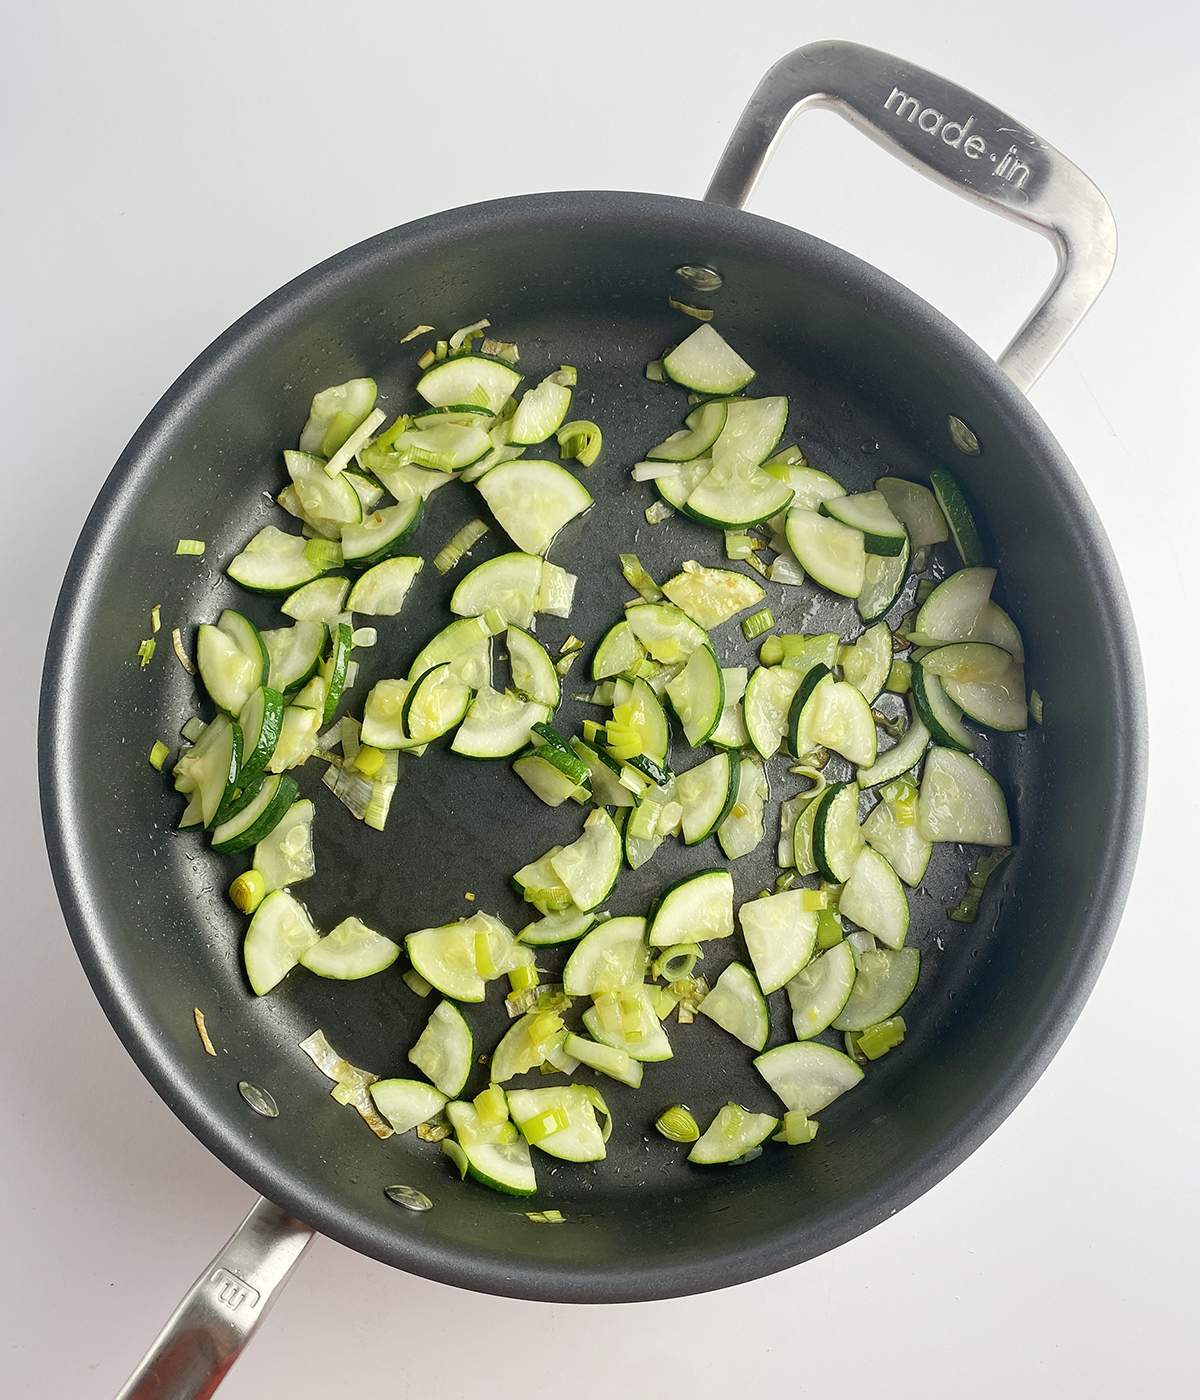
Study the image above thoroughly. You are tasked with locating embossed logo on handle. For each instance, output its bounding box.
[882,85,1035,189]
[210,1267,261,1312]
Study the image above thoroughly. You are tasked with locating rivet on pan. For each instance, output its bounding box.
[674,265,723,293]
[385,1184,433,1212]
[948,415,981,456]
[238,1081,279,1118]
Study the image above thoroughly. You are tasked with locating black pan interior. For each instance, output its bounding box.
[40,192,1145,1302]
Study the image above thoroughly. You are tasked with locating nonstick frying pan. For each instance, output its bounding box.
[39,41,1145,1399]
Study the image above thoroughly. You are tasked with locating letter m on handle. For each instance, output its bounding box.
[884,88,921,123]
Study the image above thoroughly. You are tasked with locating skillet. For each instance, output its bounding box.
[38,41,1145,1398]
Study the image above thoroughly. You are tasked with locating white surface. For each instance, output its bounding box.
[3,1,1198,1395]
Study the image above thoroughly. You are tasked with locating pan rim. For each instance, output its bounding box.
[38,188,1147,1301]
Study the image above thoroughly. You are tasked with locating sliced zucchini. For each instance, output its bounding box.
[920,642,1011,683]
[738,890,818,994]
[409,615,494,689]
[451,685,549,759]
[913,567,996,644]
[683,458,795,530]
[875,477,948,549]
[857,538,911,625]
[341,497,424,568]
[622,780,680,869]
[512,848,574,915]
[646,399,729,461]
[519,906,595,946]
[389,421,492,472]
[676,750,740,845]
[654,456,712,511]
[624,602,708,665]
[710,396,788,471]
[743,664,807,759]
[369,1079,448,1135]
[243,889,320,996]
[648,869,734,946]
[911,664,975,752]
[784,509,866,598]
[513,745,591,807]
[508,1086,608,1163]
[754,1041,864,1115]
[372,459,456,502]
[300,916,400,979]
[548,809,622,910]
[821,491,906,556]
[489,1011,565,1083]
[778,632,840,680]
[253,798,316,892]
[562,915,648,995]
[662,323,755,394]
[510,377,572,445]
[582,985,673,1062]
[592,619,646,680]
[506,627,560,707]
[452,552,543,629]
[345,470,384,512]
[839,847,910,949]
[943,662,1028,732]
[785,942,857,1040]
[698,962,769,1051]
[970,601,1025,662]
[710,699,749,750]
[610,674,671,765]
[227,526,324,593]
[665,645,725,746]
[299,377,377,458]
[262,619,325,694]
[930,468,985,567]
[917,747,1012,846]
[172,712,240,827]
[688,1102,778,1165]
[409,1000,474,1097]
[841,621,893,705]
[789,673,877,767]
[197,623,260,717]
[282,575,350,623]
[661,564,765,630]
[406,911,521,1003]
[833,946,920,1031]
[475,460,592,556]
[361,679,426,751]
[561,1032,644,1088]
[284,449,362,530]
[856,713,930,788]
[862,779,931,887]
[790,793,821,878]
[416,355,523,415]
[345,557,422,616]
[445,1100,536,1196]
[812,781,864,883]
[211,773,298,853]
[717,751,768,859]
[402,663,472,743]
[320,622,353,725]
[761,458,846,511]
[570,737,635,808]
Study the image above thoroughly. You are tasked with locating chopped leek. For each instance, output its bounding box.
[856,1016,907,1059]
[1030,689,1044,723]
[171,627,196,674]
[557,420,602,467]
[229,870,267,914]
[176,539,206,555]
[741,609,774,641]
[773,1110,818,1145]
[645,501,674,524]
[655,1104,700,1142]
[400,324,435,343]
[403,969,433,997]
[193,1007,217,1056]
[620,553,663,602]
[816,908,843,948]
[654,943,701,982]
[150,603,162,633]
[148,740,170,770]
[645,359,666,382]
[526,1209,566,1223]
[508,963,540,994]
[136,638,156,667]
[948,847,1012,922]
[667,296,714,321]
[434,519,490,575]
[303,537,342,570]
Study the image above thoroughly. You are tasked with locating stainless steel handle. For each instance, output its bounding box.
[114,1198,315,1400]
[705,40,1117,394]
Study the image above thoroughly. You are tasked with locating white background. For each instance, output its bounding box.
[4,2,1198,1395]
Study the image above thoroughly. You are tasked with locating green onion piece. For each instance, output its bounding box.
[434,518,490,575]
[434,340,449,361]
[402,969,433,997]
[948,847,1012,923]
[148,740,170,770]
[914,578,937,608]
[175,539,205,555]
[556,420,602,467]
[229,870,267,915]
[857,1017,907,1060]
[886,659,912,694]
[461,382,491,408]
[655,1104,700,1142]
[667,296,714,321]
[474,1085,509,1127]
[619,552,663,603]
[775,871,796,892]
[645,359,666,382]
[137,638,156,667]
[742,609,774,641]
[654,943,701,982]
[508,963,540,994]
[816,908,843,949]
[303,537,342,570]
[759,635,784,665]
[1030,689,1044,724]
[773,1109,818,1145]
[400,323,435,343]
[522,1107,569,1144]
[645,500,674,525]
